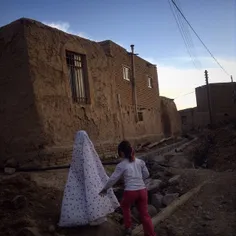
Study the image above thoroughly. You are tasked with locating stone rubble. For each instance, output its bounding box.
[151,193,164,210]
[4,167,16,175]
[162,193,180,206]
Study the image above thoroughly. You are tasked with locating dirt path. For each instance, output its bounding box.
[0,172,124,236]
[1,124,236,236]
[155,171,236,236]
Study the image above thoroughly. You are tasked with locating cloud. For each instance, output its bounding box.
[43,21,91,39]
[44,22,70,32]
[144,57,236,110]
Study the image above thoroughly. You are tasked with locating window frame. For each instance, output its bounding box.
[147,76,153,88]
[66,51,89,104]
[123,65,131,81]
[137,111,144,122]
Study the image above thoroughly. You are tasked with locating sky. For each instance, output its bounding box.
[1,0,235,110]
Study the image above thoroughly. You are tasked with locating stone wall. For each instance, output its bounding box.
[160,97,181,137]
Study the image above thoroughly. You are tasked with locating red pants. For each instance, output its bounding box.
[121,189,156,236]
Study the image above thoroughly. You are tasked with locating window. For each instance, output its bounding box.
[123,66,130,81]
[138,112,144,122]
[148,77,153,88]
[66,51,88,103]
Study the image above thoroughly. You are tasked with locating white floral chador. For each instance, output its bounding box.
[58,131,119,227]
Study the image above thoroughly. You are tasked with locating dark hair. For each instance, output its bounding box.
[118,140,135,162]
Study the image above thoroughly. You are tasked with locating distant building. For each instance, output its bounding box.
[0,18,168,165]
[179,82,236,132]
[160,96,181,137]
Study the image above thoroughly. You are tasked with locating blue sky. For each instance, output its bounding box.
[1,0,235,109]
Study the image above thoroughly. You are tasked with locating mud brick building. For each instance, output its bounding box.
[160,96,181,137]
[179,82,236,132]
[0,18,167,165]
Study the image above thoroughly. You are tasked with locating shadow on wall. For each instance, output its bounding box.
[160,96,182,138]
[0,20,47,165]
[161,102,171,137]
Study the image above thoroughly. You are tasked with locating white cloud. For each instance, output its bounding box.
[43,21,70,32]
[43,21,91,39]
[145,57,236,110]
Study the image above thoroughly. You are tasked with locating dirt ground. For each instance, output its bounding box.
[0,124,236,236]
[155,171,236,236]
[155,124,236,236]
[0,172,123,236]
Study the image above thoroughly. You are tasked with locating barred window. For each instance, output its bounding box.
[66,51,88,103]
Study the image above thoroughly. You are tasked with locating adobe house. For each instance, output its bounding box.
[179,82,236,132]
[160,96,181,137]
[0,18,164,166]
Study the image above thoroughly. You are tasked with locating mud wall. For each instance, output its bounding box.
[20,19,163,162]
[0,20,46,163]
[196,83,236,121]
[23,20,120,151]
[180,83,236,132]
[160,97,181,137]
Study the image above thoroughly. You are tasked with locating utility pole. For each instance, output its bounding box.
[130,45,138,122]
[231,75,236,104]
[205,70,213,126]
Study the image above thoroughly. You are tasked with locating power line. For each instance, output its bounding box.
[168,0,198,69]
[171,0,230,76]
[174,0,202,69]
[174,91,195,100]
[171,0,201,69]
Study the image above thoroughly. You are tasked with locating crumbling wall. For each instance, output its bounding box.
[160,97,181,137]
[23,19,121,155]
[0,18,164,165]
[0,20,46,163]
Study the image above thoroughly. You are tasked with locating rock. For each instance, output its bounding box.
[151,193,163,210]
[164,170,173,177]
[4,158,19,168]
[193,201,201,208]
[168,155,193,168]
[145,179,162,193]
[4,167,16,175]
[168,175,181,185]
[17,227,42,236]
[132,205,157,219]
[148,205,158,217]
[48,225,56,233]
[203,213,214,221]
[162,193,179,206]
[111,212,123,224]
[12,195,28,209]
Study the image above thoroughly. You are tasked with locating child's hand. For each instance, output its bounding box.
[99,189,107,197]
